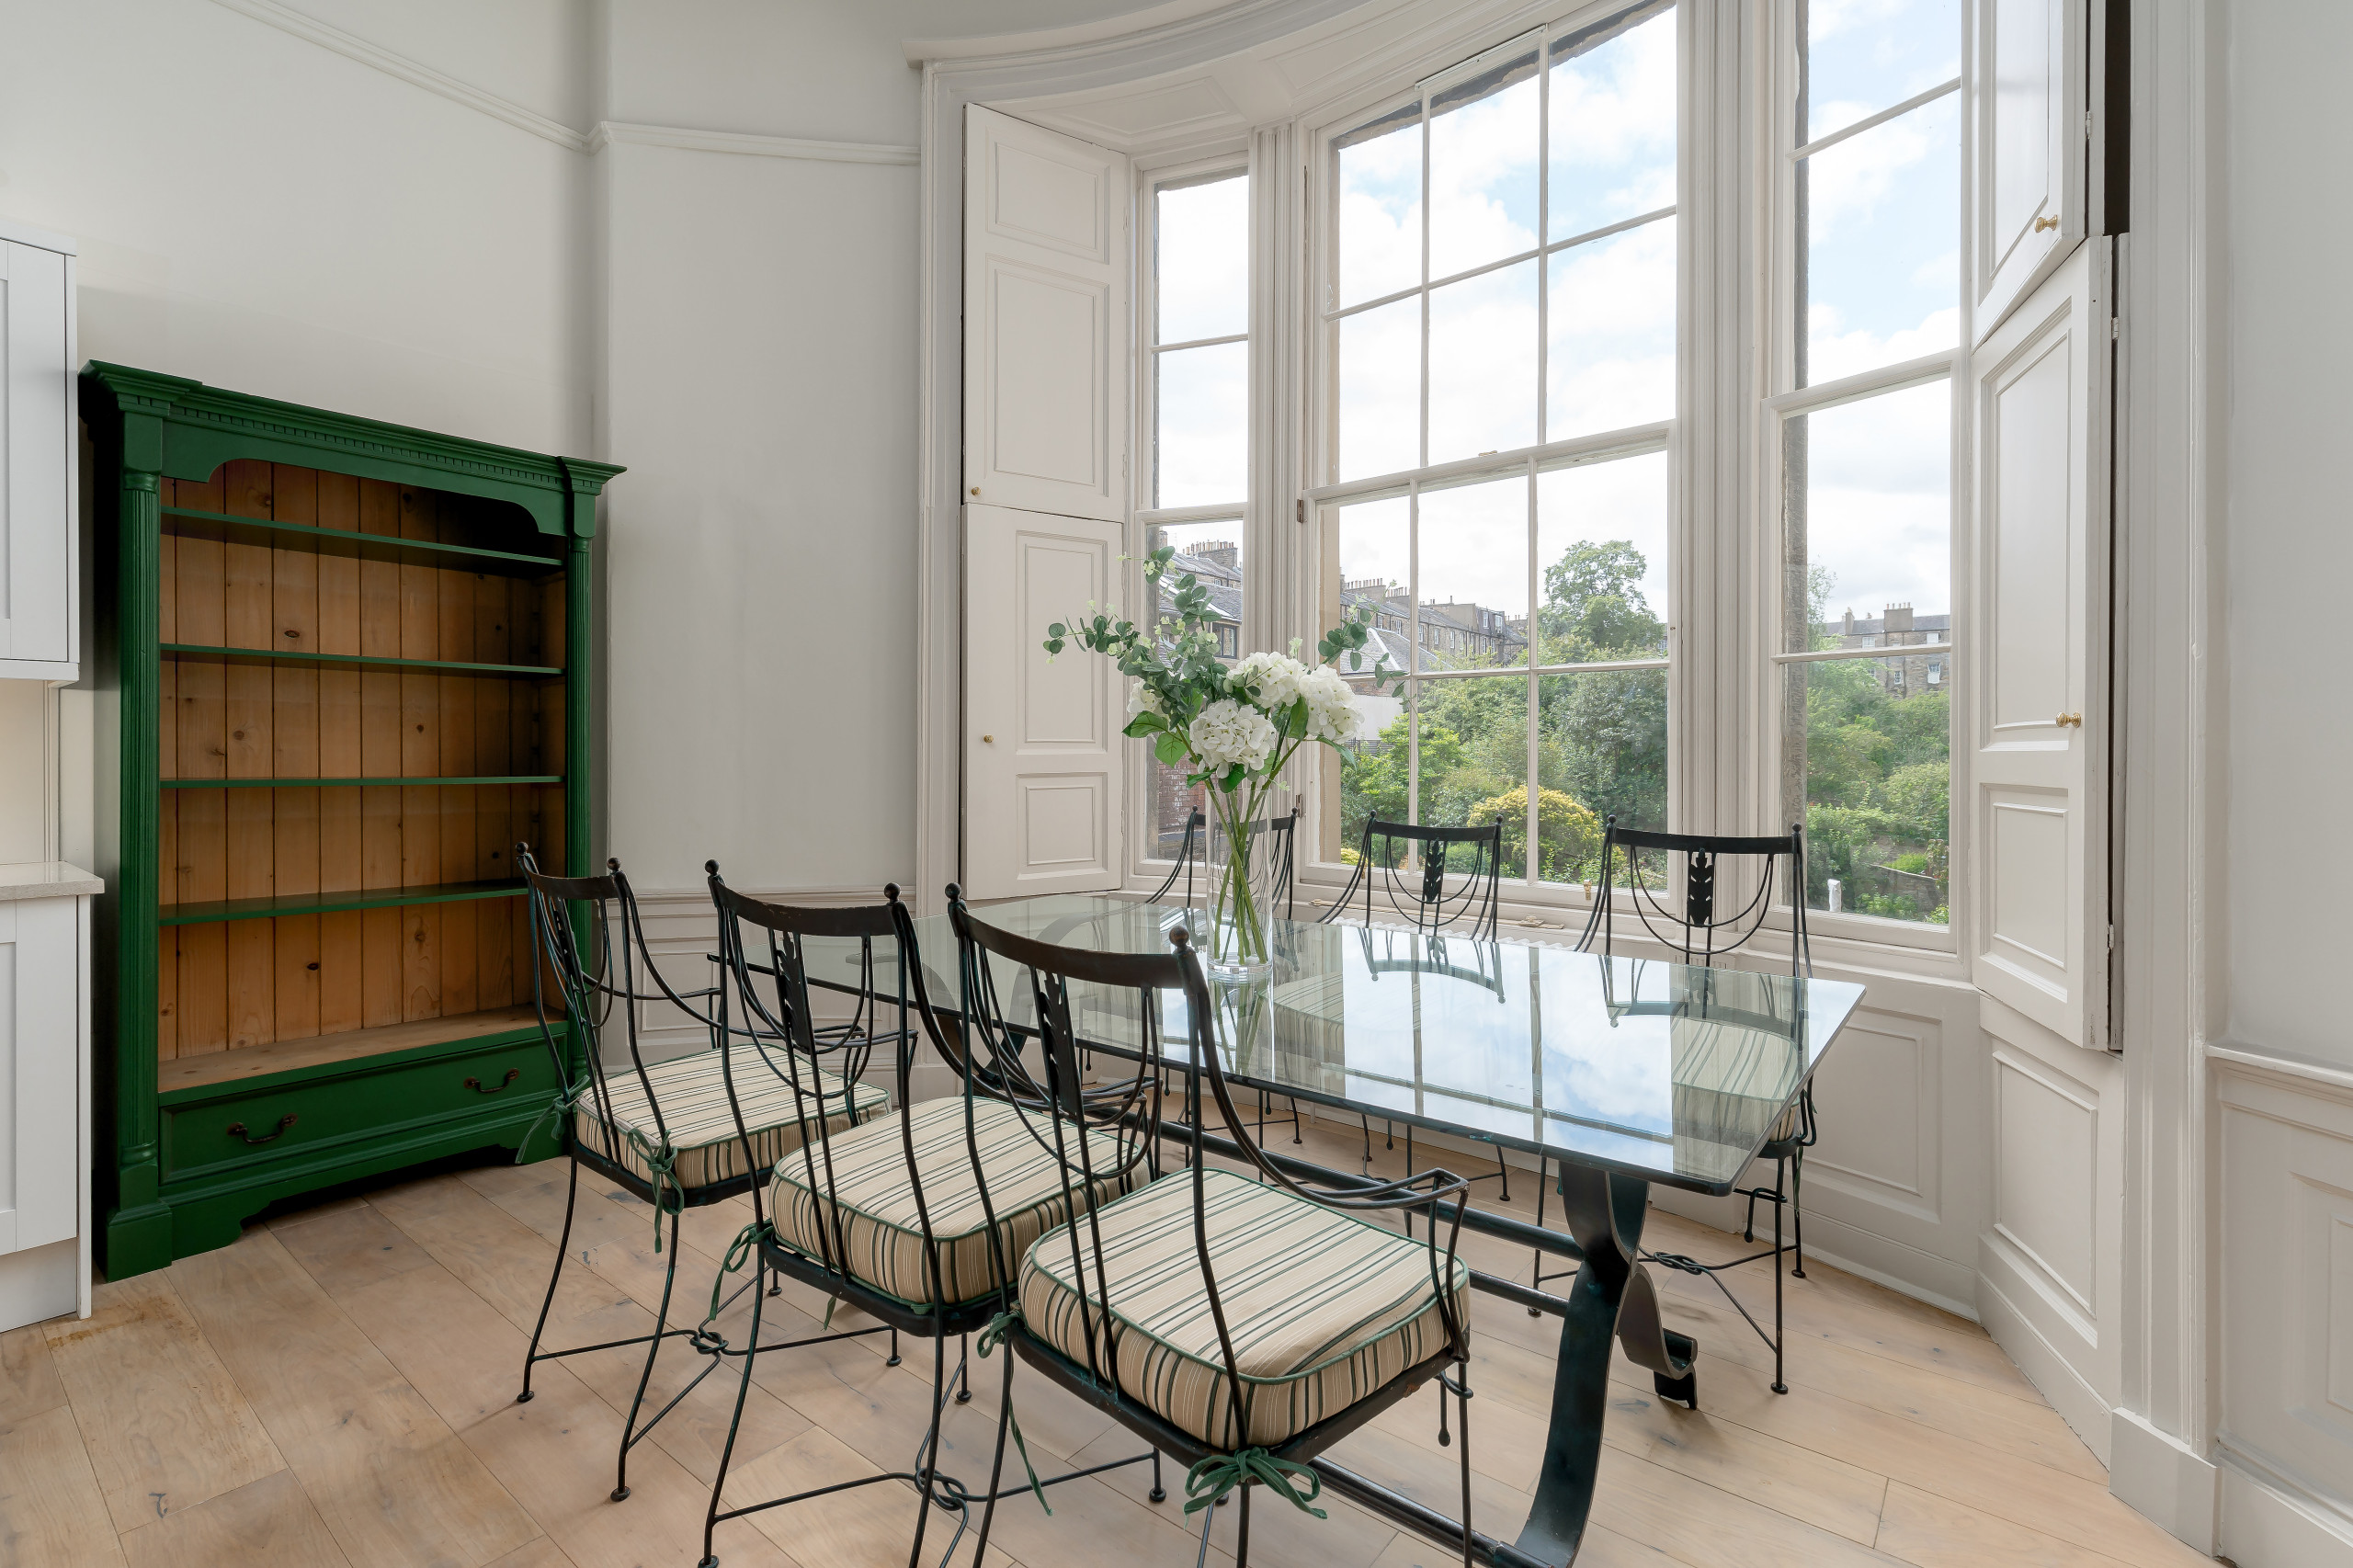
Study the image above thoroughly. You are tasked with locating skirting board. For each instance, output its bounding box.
[2110,1407,2219,1552]
[2220,1448,2353,1568]
[0,1238,80,1334]
[1976,1263,2111,1465]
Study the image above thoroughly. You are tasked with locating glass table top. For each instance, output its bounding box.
[806,895,1865,1196]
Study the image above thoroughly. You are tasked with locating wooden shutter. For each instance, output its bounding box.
[1968,0,2087,340]
[961,105,1129,521]
[1,236,76,672]
[1967,240,2110,1047]
[962,504,1126,900]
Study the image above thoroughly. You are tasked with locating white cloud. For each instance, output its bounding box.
[1155,175,1248,343]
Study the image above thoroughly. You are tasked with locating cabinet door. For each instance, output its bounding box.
[0,898,79,1256]
[1,239,76,670]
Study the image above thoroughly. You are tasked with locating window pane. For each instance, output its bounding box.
[1801,0,1961,146]
[1799,91,1959,384]
[1784,379,1950,645]
[1781,379,1951,926]
[1415,473,1529,673]
[1337,296,1420,481]
[1324,497,1411,863]
[1428,259,1538,464]
[1546,217,1676,440]
[1427,51,1540,281]
[1144,522,1247,862]
[1537,668,1666,878]
[1155,341,1247,506]
[1799,655,1949,924]
[1155,174,1248,344]
[1535,449,1668,665]
[1337,105,1423,308]
[1416,676,1530,881]
[1548,3,1677,241]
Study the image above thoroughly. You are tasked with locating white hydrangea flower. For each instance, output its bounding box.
[1300,665,1366,744]
[1128,679,1165,722]
[1188,699,1279,775]
[1227,651,1312,715]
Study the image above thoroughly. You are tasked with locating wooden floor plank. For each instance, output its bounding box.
[0,1321,67,1425]
[368,1171,814,1484]
[40,1272,285,1533]
[482,1538,583,1568]
[1872,1479,2154,1568]
[718,1425,1020,1568]
[0,1402,131,1568]
[166,1229,540,1568]
[117,1468,352,1568]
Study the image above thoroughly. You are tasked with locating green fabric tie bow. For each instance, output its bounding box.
[1183,1448,1327,1519]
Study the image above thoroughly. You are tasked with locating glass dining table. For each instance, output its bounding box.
[802,894,1867,1567]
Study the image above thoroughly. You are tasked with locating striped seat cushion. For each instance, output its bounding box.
[574,1049,887,1192]
[1019,1167,1468,1449]
[770,1096,1142,1310]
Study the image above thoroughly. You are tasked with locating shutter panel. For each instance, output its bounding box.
[961,505,1126,901]
[1969,0,2087,340]
[962,105,1128,521]
[1967,240,2110,1047]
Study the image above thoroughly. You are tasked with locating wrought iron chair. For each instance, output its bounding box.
[694,874,1163,1568]
[1148,801,1302,916]
[1318,817,1508,1181]
[511,846,892,1505]
[949,896,1478,1568]
[1539,819,1816,1393]
[1320,817,1503,939]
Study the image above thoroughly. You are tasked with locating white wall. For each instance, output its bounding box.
[2220,0,2353,1074]
[2210,1,2353,1557]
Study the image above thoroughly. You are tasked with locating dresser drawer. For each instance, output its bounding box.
[159,1036,557,1183]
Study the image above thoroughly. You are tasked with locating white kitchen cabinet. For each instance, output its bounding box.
[0,218,79,681]
[0,863,97,1330]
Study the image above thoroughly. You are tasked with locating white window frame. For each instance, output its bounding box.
[1291,0,1689,909]
[1129,148,1255,884]
[1753,0,1970,956]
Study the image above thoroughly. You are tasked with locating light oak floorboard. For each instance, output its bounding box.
[117,1468,351,1568]
[1872,1480,2163,1568]
[40,1272,284,1533]
[166,1228,540,1568]
[0,1321,67,1424]
[0,1402,131,1568]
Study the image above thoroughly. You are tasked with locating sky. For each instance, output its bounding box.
[1151,0,1962,637]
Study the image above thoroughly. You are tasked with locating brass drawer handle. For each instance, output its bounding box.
[466,1068,523,1095]
[227,1113,298,1145]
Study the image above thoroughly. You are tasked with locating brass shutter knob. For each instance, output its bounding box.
[2034,214,2061,233]
[982,734,995,744]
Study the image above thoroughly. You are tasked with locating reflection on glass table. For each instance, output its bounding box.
[801,894,1863,1197]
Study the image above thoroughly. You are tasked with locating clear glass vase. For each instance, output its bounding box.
[1202,790,1280,978]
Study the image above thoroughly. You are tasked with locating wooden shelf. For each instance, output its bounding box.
[161,879,527,926]
[161,506,563,577]
[160,776,562,790]
[156,1005,549,1096]
[161,643,562,677]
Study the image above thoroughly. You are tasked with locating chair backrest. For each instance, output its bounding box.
[1320,817,1503,939]
[706,869,967,1304]
[948,893,1472,1450]
[1148,801,1301,918]
[1574,820,1811,977]
[517,844,722,1175]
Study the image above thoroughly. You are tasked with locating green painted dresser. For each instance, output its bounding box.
[82,363,620,1278]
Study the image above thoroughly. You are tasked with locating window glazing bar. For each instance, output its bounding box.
[1766,350,1958,414]
[1154,331,1249,353]
[1770,642,1951,665]
[1789,77,1960,162]
[1303,421,1670,506]
[1322,207,1678,325]
[1408,656,1669,681]
[1137,504,1245,526]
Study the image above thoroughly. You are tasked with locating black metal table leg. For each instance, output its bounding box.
[1513,1165,1698,1565]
